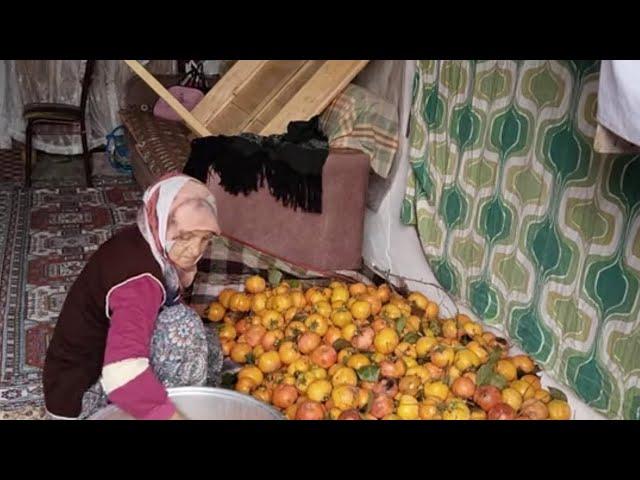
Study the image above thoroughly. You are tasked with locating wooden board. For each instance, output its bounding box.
[244,60,326,134]
[200,60,312,135]
[189,60,267,134]
[260,60,369,136]
[192,60,369,136]
[124,60,369,138]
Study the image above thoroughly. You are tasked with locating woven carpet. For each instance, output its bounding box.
[0,149,141,419]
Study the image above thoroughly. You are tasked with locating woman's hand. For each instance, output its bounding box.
[169,410,188,420]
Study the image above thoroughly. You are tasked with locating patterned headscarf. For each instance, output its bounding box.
[137,172,219,303]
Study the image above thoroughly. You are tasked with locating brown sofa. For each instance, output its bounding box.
[120,75,370,271]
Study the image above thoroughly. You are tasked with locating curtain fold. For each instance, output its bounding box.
[0,60,176,155]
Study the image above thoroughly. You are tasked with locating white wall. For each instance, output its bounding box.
[355,60,438,292]
[203,60,222,75]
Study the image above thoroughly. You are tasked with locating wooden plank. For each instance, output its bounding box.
[205,101,253,136]
[125,59,369,139]
[245,60,326,133]
[234,61,316,133]
[190,60,266,128]
[260,60,369,136]
[123,60,210,137]
[196,60,312,135]
[244,118,266,134]
[232,61,305,115]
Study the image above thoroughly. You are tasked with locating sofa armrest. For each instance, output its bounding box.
[207,149,370,271]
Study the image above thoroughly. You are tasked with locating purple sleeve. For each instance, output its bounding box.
[103,274,176,420]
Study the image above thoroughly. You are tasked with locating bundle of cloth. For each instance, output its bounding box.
[184,116,329,214]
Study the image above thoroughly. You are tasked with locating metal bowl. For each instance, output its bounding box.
[88,387,284,420]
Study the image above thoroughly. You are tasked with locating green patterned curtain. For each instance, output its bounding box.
[401,60,640,420]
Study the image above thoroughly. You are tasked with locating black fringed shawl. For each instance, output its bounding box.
[183,116,329,213]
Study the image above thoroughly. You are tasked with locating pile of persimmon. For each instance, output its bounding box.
[206,276,572,420]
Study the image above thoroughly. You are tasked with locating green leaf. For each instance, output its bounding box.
[429,320,442,337]
[333,339,352,351]
[221,372,238,389]
[361,390,374,413]
[420,319,430,333]
[245,352,255,365]
[293,312,308,322]
[357,365,381,383]
[226,311,243,321]
[476,348,503,385]
[548,386,568,402]
[487,374,508,390]
[476,364,493,386]
[396,316,407,335]
[286,279,301,288]
[488,347,503,364]
[268,268,283,288]
[402,332,420,344]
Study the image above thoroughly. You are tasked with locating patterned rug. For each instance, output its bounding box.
[0,153,141,419]
[0,149,24,187]
[0,148,134,189]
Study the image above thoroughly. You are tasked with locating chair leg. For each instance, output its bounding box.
[80,119,92,187]
[25,121,33,188]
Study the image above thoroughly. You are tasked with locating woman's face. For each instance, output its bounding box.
[165,195,220,270]
[167,229,215,270]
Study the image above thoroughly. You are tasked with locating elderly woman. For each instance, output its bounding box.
[43,173,223,420]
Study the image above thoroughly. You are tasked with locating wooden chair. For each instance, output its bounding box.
[23,60,96,187]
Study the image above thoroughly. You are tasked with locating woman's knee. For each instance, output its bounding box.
[150,304,209,387]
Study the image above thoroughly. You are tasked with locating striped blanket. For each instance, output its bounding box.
[320,84,399,178]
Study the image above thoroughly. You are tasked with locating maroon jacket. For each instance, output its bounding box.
[43,226,165,417]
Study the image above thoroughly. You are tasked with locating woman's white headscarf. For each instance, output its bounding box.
[137,172,219,303]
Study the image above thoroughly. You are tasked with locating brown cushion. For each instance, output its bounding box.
[119,108,191,178]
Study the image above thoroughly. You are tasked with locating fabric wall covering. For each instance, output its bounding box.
[401,60,640,419]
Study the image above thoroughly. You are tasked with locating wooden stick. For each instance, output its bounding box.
[123,60,211,137]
